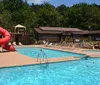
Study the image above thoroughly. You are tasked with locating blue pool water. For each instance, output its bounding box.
[16,47,85,58]
[0,58,100,85]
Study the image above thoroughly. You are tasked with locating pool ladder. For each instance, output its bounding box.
[37,49,48,64]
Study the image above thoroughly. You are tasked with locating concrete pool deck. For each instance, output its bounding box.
[0,45,100,68]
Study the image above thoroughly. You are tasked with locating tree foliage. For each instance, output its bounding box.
[36,3,62,27]
[0,0,100,31]
[0,0,37,32]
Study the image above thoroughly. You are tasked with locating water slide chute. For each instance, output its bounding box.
[0,27,16,51]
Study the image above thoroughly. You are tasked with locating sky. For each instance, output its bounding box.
[27,0,100,7]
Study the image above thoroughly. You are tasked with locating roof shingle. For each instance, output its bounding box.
[40,27,82,32]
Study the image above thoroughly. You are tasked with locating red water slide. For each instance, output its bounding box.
[0,27,16,51]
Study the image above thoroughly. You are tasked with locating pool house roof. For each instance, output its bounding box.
[34,27,100,34]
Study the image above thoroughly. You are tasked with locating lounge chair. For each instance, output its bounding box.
[48,43,53,46]
[12,42,16,46]
[8,42,12,45]
[18,42,23,46]
[45,41,49,46]
[43,40,46,44]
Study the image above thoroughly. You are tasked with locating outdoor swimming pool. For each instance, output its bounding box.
[16,47,85,58]
[0,58,100,85]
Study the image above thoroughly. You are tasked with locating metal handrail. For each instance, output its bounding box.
[37,53,40,62]
[36,49,48,64]
[42,50,48,63]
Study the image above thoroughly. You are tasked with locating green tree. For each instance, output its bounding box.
[20,5,37,32]
[0,0,37,32]
[0,0,100,32]
[37,3,61,27]
[0,10,12,31]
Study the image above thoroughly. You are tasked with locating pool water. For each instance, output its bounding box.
[16,47,85,58]
[0,58,100,85]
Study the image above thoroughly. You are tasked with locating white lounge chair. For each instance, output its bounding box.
[47,43,53,47]
[43,40,46,44]
[18,42,23,46]
[12,42,16,46]
[8,42,12,45]
[45,41,49,46]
